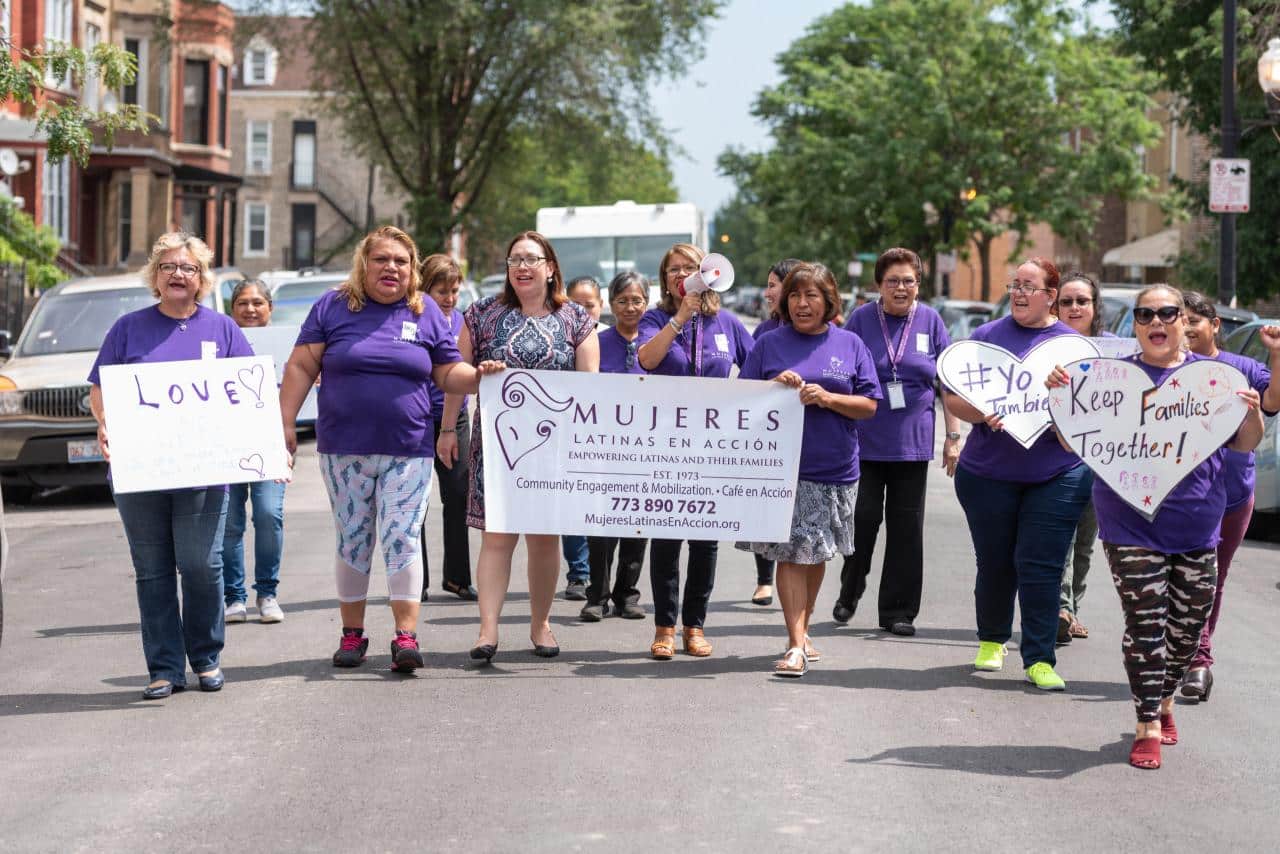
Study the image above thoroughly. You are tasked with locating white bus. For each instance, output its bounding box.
[536,201,707,295]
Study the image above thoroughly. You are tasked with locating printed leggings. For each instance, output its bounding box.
[319,453,433,603]
[1103,543,1217,722]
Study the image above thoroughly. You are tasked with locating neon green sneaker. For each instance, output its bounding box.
[1025,661,1066,691]
[974,641,1007,671]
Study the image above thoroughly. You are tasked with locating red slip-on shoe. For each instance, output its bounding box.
[1129,736,1162,770]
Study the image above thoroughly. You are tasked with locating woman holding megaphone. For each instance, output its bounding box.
[636,243,754,658]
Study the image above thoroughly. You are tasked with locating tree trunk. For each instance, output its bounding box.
[408,195,456,255]
[977,235,993,303]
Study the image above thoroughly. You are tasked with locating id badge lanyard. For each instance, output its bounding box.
[688,314,704,377]
[878,301,916,409]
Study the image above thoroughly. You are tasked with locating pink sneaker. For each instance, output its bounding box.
[390,630,423,672]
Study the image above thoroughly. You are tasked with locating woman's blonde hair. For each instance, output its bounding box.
[340,226,424,316]
[421,252,461,295]
[657,243,719,316]
[142,232,215,301]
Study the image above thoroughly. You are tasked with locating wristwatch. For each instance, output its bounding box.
[945,432,962,441]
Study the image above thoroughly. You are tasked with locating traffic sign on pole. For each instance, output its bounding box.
[1209,158,1250,213]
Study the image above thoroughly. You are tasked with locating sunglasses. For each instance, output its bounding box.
[1057,297,1093,307]
[1132,306,1181,325]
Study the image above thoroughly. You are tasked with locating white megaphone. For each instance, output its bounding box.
[679,253,735,296]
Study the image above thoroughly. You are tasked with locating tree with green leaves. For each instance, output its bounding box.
[1112,0,1280,302]
[305,0,720,255]
[720,0,1162,301]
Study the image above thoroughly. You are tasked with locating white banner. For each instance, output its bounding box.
[100,355,291,494]
[242,325,318,423]
[938,336,1101,448]
[480,369,804,539]
[1048,357,1250,520]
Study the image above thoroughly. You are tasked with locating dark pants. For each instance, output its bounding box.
[649,538,717,628]
[954,464,1091,669]
[1193,497,1254,668]
[754,555,774,586]
[587,536,646,610]
[422,407,472,592]
[839,459,928,626]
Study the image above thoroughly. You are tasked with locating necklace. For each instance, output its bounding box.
[160,304,198,331]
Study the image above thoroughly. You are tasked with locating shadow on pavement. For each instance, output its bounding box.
[848,735,1131,779]
[796,663,1131,701]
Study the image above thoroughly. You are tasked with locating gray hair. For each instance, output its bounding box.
[230,278,272,307]
[608,270,649,302]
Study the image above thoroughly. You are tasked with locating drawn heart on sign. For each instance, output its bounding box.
[238,363,266,408]
[493,371,574,471]
[937,335,1101,449]
[1048,357,1249,521]
[238,453,266,479]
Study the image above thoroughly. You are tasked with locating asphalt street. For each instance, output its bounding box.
[3,431,1279,853]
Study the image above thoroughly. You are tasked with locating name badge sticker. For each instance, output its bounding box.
[201,340,218,360]
[715,333,730,353]
[916,333,930,354]
[886,380,907,410]
[400,321,418,342]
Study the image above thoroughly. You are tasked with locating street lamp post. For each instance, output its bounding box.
[1219,0,1239,306]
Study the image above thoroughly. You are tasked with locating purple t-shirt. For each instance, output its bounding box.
[951,315,1083,483]
[752,317,781,340]
[598,327,646,375]
[1213,349,1272,513]
[845,301,950,462]
[637,308,753,378]
[1093,353,1239,552]
[297,290,461,457]
[739,324,882,484]
[89,305,253,384]
[425,309,469,420]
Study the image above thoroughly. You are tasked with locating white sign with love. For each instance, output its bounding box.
[938,336,1101,449]
[1048,357,1250,520]
[99,355,291,493]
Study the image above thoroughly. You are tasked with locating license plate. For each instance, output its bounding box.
[67,439,105,463]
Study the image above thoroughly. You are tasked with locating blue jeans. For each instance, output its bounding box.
[954,464,1091,669]
[562,535,589,583]
[222,480,286,603]
[114,486,229,685]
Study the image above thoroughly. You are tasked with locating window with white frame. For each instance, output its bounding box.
[244,202,269,256]
[44,0,74,88]
[42,157,70,244]
[246,120,272,174]
[122,37,148,111]
[243,40,277,86]
[83,23,102,109]
[0,1,11,41]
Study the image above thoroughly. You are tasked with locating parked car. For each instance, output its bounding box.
[0,274,159,500]
[1222,319,1280,521]
[269,274,347,326]
[478,273,506,298]
[933,298,995,341]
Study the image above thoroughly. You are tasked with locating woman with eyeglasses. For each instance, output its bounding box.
[281,227,501,673]
[1177,291,1280,702]
[833,248,959,636]
[438,231,599,663]
[88,232,254,699]
[747,257,803,608]
[1049,272,1111,645]
[942,258,1091,692]
[636,242,754,659]
[1047,285,1265,769]
[578,271,651,623]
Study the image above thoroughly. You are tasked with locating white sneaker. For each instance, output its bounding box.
[225,601,248,623]
[257,596,284,624]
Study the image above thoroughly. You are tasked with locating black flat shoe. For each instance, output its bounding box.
[444,581,478,601]
[198,670,225,692]
[531,637,560,658]
[420,589,430,603]
[470,643,497,663]
[886,620,916,637]
[615,603,645,620]
[1180,666,1213,701]
[141,681,184,700]
[832,602,854,625]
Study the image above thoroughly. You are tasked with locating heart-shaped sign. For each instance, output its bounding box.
[1048,357,1250,520]
[938,336,1101,448]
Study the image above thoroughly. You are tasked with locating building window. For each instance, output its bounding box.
[121,38,148,110]
[217,65,229,148]
[41,157,70,243]
[156,45,170,127]
[180,190,208,240]
[83,23,103,108]
[291,204,316,268]
[0,1,9,41]
[118,182,133,265]
[243,41,277,86]
[44,0,73,88]
[244,202,269,257]
[291,120,316,189]
[247,120,272,174]
[182,59,210,145]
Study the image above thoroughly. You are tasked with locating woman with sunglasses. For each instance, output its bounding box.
[1177,292,1280,701]
[636,242,754,659]
[1047,285,1265,769]
[578,271,651,623]
[942,258,1091,692]
[1050,273,1112,645]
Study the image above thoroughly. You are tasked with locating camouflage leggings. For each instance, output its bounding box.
[1104,543,1217,722]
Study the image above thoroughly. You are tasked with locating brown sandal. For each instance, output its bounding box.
[651,626,676,660]
[682,626,713,657]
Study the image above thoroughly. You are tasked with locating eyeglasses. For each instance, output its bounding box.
[1007,282,1046,295]
[882,277,918,289]
[1057,297,1093,307]
[159,262,199,277]
[1133,305,1181,325]
[667,265,698,278]
[506,255,547,268]
[612,297,647,308]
